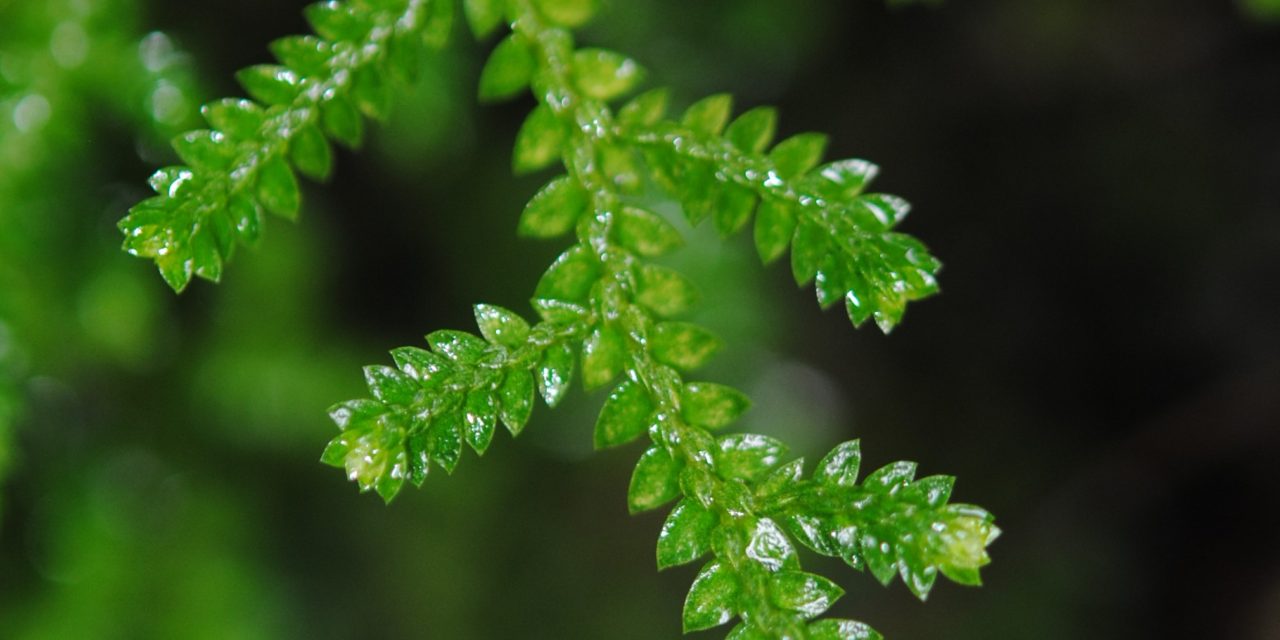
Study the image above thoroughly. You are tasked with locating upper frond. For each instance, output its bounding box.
[119,0,453,292]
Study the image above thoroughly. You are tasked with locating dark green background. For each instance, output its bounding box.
[1,0,1278,637]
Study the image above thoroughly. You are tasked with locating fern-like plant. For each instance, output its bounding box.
[120,0,998,637]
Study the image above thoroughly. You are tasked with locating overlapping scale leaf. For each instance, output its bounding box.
[121,0,443,292]
[760,441,999,601]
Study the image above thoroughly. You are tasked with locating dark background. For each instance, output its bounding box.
[1,0,1278,637]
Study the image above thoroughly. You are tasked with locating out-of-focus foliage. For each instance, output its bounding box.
[1240,0,1280,22]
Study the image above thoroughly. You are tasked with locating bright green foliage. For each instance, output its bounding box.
[118,0,454,292]
[322,1,996,636]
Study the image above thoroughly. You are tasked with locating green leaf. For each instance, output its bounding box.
[581,324,626,391]
[716,434,788,483]
[390,346,453,382]
[463,0,504,39]
[172,130,235,172]
[531,298,589,324]
[745,517,799,572]
[405,428,430,487]
[201,98,264,141]
[537,342,575,407]
[270,35,331,76]
[572,49,645,101]
[427,329,490,363]
[790,219,826,286]
[618,88,669,127]
[907,474,954,508]
[753,199,797,264]
[429,410,465,473]
[498,369,535,435]
[256,155,301,220]
[422,0,456,48]
[534,245,600,303]
[657,500,717,570]
[229,195,263,245]
[770,133,828,179]
[594,380,654,448]
[519,176,589,239]
[534,0,599,28]
[289,125,333,181]
[327,398,385,430]
[629,446,681,513]
[682,94,733,137]
[304,1,370,41]
[814,440,862,488]
[808,620,883,640]
[649,322,722,371]
[852,193,911,229]
[612,206,683,257]
[236,65,303,106]
[812,159,878,202]
[363,365,418,405]
[634,264,699,318]
[860,531,898,585]
[713,184,757,237]
[725,107,778,154]
[513,104,566,175]
[864,460,917,492]
[321,95,364,148]
[352,66,392,120]
[479,34,535,102]
[680,382,749,430]
[683,560,739,632]
[474,304,531,349]
[769,571,844,620]
[464,389,498,454]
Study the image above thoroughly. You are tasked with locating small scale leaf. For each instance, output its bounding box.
[304,1,369,41]
[745,518,799,572]
[236,65,302,106]
[474,304,531,349]
[769,571,844,620]
[770,133,828,178]
[513,104,566,175]
[790,219,827,286]
[812,159,879,202]
[865,460,918,493]
[682,94,733,137]
[321,96,364,148]
[202,98,264,141]
[363,365,418,405]
[463,0,504,39]
[683,560,740,632]
[634,264,700,318]
[716,434,788,483]
[256,155,301,220]
[534,0,599,28]
[537,342,576,407]
[573,49,645,101]
[270,35,331,76]
[618,88,669,127]
[612,206,683,257]
[289,125,333,181]
[172,130,235,172]
[427,330,490,363]
[390,346,453,383]
[498,369,535,435]
[464,389,498,454]
[531,298,589,324]
[581,324,626,390]
[657,500,717,570]
[713,184,757,237]
[754,199,797,264]
[594,380,655,448]
[479,34,535,102]
[629,446,682,513]
[808,620,883,640]
[429,411,464,474]
[814,440,862,488]
[649,322,722,371]
[860,533,898,585]
[520,176,589,238]
[534,244,601,303]
[680,382,750,430]
[725,107,778,154]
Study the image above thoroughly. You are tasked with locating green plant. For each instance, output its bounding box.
[118,0,997,637]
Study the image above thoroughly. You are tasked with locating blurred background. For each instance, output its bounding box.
[1,0,1278,637]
